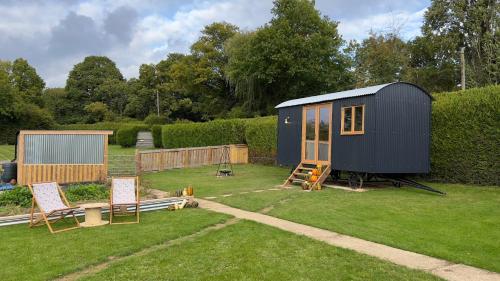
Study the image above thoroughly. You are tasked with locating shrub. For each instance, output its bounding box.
[151,125,163,148]
[0,187,32,208]
[245,116,277,164]
[116,125,150,147]
[57,121,147,144]
[65,183,109,202]
[430,85,500,185]
[161,119,246,148]
[144,114,168,126]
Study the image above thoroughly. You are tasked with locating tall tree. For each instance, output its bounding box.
[227,0,351,115]
[66,56,124,117]
[43,88,74,124]
[0,61,16,119]
[10,58,45,106]
[349,32,409,87]
[422,0,499,88]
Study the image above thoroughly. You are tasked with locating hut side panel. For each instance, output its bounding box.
[375,84,431,173]
[277,106,302,166]
[17,132,109,185]
[331,95,377,173]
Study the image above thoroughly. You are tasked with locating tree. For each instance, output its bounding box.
[421,0,499,88]
[96,79,129,116]
[349,32,409,87]
[84,102,113,123]
[42,88,75,124]
[189,22,239,119]
[226,0,351,115]
[0,61,15,119]
[66,56,124,117]
[10,58,45,106]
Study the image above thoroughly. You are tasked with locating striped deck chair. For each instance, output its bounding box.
[110,177,140,224]
[28,182,80,233]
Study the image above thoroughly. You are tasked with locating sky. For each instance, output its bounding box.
[0,0,430,87]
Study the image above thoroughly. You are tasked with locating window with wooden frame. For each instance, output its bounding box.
[341,105,365,135]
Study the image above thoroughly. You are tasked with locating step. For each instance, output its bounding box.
[294,172,310,177]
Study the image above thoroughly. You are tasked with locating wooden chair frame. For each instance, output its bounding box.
[109,176,140,225]
[28,182,80,234]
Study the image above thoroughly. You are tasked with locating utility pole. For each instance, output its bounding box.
[156,88,160,117]
[460,47,465,90]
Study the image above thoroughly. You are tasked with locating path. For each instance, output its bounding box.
[198,199,500,281]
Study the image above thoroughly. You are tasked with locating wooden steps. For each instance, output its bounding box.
[283,162,331,190]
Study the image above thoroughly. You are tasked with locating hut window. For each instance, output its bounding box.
[341,105,364,135]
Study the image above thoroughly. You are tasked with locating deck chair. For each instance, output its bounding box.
[28,182,80,234]
[110,177,140,224]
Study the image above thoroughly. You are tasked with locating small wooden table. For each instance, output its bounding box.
[79,203,109,227]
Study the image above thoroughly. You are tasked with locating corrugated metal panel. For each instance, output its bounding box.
[275,84,390,109]
[24,134,105,164]
[277,106,302,166]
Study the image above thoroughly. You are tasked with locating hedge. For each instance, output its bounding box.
[245,116,277,163]
[57,122,147,144]
[161,119,246,148]
[430,85,499,185]
[116,125,150,147]
[151,125,163,148]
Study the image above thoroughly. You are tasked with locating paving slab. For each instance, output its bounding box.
[198,199,500,281]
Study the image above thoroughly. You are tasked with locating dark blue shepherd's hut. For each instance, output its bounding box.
[276,82,434,189]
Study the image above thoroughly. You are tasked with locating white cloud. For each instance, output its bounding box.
[0,0,428,87]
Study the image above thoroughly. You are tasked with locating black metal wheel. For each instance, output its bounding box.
[348,172,364,189]
[392,181,402,188]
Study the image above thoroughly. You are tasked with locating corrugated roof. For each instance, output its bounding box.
[275,83,391,109]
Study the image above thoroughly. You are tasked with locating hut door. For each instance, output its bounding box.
[302,103,332,164]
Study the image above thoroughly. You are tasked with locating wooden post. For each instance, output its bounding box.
[135,149,141,176]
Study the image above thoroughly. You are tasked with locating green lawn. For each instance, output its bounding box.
[0,145,14,161]
[143,164,290,197]
[81,220,441,281]
[144,165,500,273]
[0,209,229,281]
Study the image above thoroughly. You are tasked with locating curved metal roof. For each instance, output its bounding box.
[275,82,430,109]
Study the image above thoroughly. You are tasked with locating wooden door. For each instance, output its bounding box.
[301,103,332,164]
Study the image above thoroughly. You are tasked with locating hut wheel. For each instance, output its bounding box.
[348,172,364,189]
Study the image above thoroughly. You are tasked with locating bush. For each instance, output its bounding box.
[151,125,163,148]
[116,125,150,147]
[57,121,147,144]
[0,187,32,208]
[65,183,109,202]
[245,116,277,163]
[161,119,246,148]
[144,114,168,126]
[0,104,55,144]
[430,85,500,185]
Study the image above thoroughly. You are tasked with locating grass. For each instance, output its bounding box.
[0,145,14,161]
[143,164,290,197]
[81,220,441,281]
[144,165,500,273]
[0,209,229,281]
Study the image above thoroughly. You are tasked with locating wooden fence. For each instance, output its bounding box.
[136,144,248,173]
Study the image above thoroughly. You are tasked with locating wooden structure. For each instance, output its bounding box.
[109,176,140,225]
[28,182,80,234]
[136,144,248,173]
[277,82,433,188]
[17,130,113,185]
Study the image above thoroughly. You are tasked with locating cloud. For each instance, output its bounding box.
[0,0,429,87]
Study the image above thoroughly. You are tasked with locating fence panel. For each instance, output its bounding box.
[137,144,248,173]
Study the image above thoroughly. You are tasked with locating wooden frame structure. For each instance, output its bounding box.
[17,130,113,185]
[109,176,140,225]
[340,105,365,135]
[301,102,332,165]
[28,182,80,234]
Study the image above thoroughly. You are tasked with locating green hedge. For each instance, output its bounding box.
[116,125,150,147]
[430,85,499,185]
[57,121,146,144]
[161,119,246,148]
[151,125,163,148]
[245,116,277,163]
